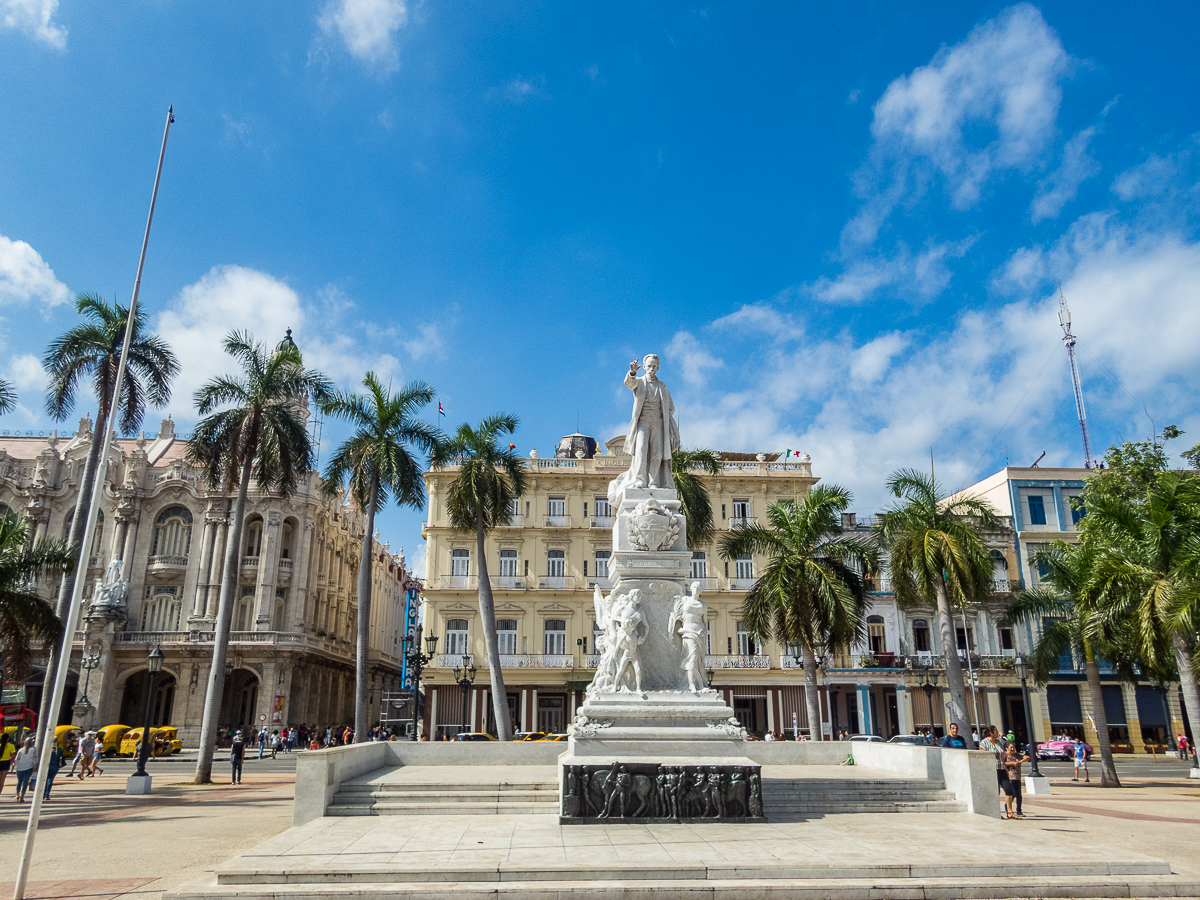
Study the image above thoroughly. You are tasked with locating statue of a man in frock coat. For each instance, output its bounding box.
[623,354,680,490]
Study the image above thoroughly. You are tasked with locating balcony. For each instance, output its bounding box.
[440,575,477,589]
[864,575,894,593]
[240,556,260,571]
[114,630,306,646]
[728,517,757,529]
[728,578,754,591]
[491,575,527,590]
[277,557,294,585]
[584,654,602,668]
[689,576,719,591]
[538,575,575,590]
[590,516,614,528]
[498,515,525,528]
[705,654,770,669]
[147,554,188,571]
[588,576,612,589]
[544,515,572,528]
[435,653,575,669]
[435,653,475,668]
[990,578,1012,593]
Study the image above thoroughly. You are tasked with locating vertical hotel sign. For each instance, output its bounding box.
[400,579,422,689]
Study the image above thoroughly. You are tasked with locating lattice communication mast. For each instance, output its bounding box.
[1058,290,1095,469]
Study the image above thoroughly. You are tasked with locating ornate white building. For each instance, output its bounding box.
[0,415,414,743]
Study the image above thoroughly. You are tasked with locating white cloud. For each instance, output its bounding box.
[317,0,408,74]
[0,353,47,424]
[0,234,70,308]
[1031,126,1100,222]
[1111,153,1179,201]
[665,331,724,388]
[491,77,549,104]
[0,0,66,50]
[810,238,976,305]
[401,323,444,361]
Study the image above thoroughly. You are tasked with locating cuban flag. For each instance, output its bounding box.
[438,402,445,417]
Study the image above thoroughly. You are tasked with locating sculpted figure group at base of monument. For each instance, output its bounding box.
[589,585,647,695]
[562,762,764,822]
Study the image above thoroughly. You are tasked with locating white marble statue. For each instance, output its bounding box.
[91,558,129,609]
[670,581,709,692]
[621,354,680,491]
[590,585,647,694]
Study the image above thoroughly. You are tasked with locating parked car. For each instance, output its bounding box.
[454,732,497,742]
[536,733,569,742]
[888,734,931,746]
[514,732,546,741]
[848,734,885,742]
[1036,735,1092,760]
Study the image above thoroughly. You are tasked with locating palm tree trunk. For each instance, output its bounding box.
[36,405,108,749]
[801,644,823,741]
[353,479,378,742]
[1083,644,1120,787]
[1170,632,1200,760]
[935,580,972,737]
[476,513,512,740]
[193,458,252,783]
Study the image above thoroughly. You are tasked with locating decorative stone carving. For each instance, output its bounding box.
[89,558,129,615]
[588,586,647,695]
[670,580,709,692]
[628,498,681,552]
[705,718,746,737]
[561,763,765,823]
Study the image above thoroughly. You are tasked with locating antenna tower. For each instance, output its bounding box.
[1058,289,1095,468]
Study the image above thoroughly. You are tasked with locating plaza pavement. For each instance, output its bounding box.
[0,756,1197,900]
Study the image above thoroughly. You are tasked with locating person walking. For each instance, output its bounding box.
[256,727,267,759]
[979,727,1009,817]
[0,732,13,796]
[42,741,65,801]
[77,730,97,779]
[270,730,281,759]
[322,727,331,749]
[1178,734,1189,762]
[1003,742,1030,819]
[230,731,246,785]
[13,738,37,802]
[1072,737,1090,783]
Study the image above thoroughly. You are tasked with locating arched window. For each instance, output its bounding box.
[498,549,518,578]
[280,521,295,560]
[544,619,566,655]
[152,506,193,559]
[546,549,565,577]
[497,619,517,655]
[234,587,256,632]
[912,619,930,653]
[445,618,469,656]
[140,585,182,631]
[0,501,13,522]
[244,517,263,558]
[63,510,105,561]
[867,615,887,654]
[450,548,470,576]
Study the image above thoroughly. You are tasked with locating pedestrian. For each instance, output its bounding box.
[323,727,331,748]
[77,730,97,779]
[270,730,281,759]
[1179,734,1189,762]
[979,726,1009,817]
[1072,737,1090,783]
[343,726,353,745]
[309,735,319,751]
[257,727,267,759]
[940,723,969,749]
[230,730,245,784]
[1003,741,1030,819]
[0,732,13,796]
[13,738,37,802]
[42,741,65,801]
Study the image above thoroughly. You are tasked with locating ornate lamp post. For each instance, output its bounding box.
[74,648,101,710]
[127,646,164,794]
[1012,656,1043,778]
[920,663,939,741]
[706,667,715,688]
[401,626,438,741]
[453,654,478,734]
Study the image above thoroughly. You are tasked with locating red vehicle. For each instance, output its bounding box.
[1037,735,1092,760]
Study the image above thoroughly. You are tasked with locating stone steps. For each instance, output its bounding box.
[762,777,966,815]
[329,780,560,817]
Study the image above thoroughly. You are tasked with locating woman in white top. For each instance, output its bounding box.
[13,738,37,802]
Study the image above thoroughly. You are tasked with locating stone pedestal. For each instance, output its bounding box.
[126,773,152,795]
[1024,775,1052,795]
[561,484,758,823]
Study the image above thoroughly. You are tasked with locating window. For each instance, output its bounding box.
[151,506,192,558]
[955,626,974,652]
[999,627,1014,651]
[507,498,519,520]
[735,555,754,581]
[1027,494,1047,526]
[544,619,567,655]
[445,619,469,656]
[0,502,12,522]
[498,549,518,578]
[140,585,182,631]
[497,619,517,655]
[280,521,294,559]
[595,498,612,519]
[547,549,566,577]
[451,549,470,576]
[594,550,610,578]
[732,499,750,522]
[1070,498,1086,526]
[1028,542,1050,584]
[234,587,256,632]
[690,551,707,579]
[548,497,566,516]
[867,616,887,654]
[64,510,105,558]
[593,619,603,654]
[245,518,263,557]
[736,621,757,656]
[912,619,930,653]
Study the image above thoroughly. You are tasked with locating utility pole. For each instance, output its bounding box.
[1058,289,1095,469]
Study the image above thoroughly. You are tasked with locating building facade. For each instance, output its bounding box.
[0,415,413,744]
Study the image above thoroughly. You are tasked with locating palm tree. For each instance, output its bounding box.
[188,331,331,783]
[875,468,999,738]
[1084,472,1200,762]
[39,292,178,743]
[0,514,74,680]
[0,378,15,415]
[1002,541,1126,786]
[320,373,442,741]
[431,414,526,741]
[719,485,875,740]
[671,448,721,548]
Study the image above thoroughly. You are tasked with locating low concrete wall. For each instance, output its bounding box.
[293,741,566,825]
[742,741,1001,817]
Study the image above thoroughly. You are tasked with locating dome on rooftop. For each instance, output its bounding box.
[275,327,299,356]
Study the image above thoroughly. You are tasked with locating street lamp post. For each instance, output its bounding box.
[920,663,939,740]
[453,654,478,735]
[1012,656,1043,778]
[74,648,101,711]
[401,626,438,741]
[127,646,164,794]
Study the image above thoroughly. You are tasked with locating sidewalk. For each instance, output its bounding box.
[0,764,295,900]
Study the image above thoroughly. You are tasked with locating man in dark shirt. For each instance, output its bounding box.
[230,731,246,785]
[940,722,969,749]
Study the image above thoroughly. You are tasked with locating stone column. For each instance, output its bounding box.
[856,683,871,735]
[765,688,776,734]
[110,517,129,566]
[189,517,216,622]
[121,515,139,563]
[255,512,283,628]
[205,519,228,621]
[895,684,908,735]
[1122,682,1145,753]
[985,686,1004,730]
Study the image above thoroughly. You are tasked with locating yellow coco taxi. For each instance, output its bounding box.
[119,726,181,757]
[97,724,131,757]
[54,725,81,756]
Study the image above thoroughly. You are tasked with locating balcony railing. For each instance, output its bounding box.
[491,575,526,590]
[435,653,575,669]
[584,654,602,668]
[588,576,612,589]
[440,575,477,589]
[279,559,294,572]
[240,556,260,570]
[689,576,719,591]
[148,554,188,570]
[705,654,770,669]
[864,576,894,593]
[728,578,754,591]
[435,653,474,668]
[990,578,1012,593]
[114,630,306,646]
[591,516,614,528]
[498,515,525,528]
[538,575,575,590]
[728,517,757,529]
[544,515,572,528]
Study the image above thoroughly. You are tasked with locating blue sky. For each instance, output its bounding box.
[2,1,1199,578]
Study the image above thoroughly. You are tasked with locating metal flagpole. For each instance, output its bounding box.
[13,104,175,900]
